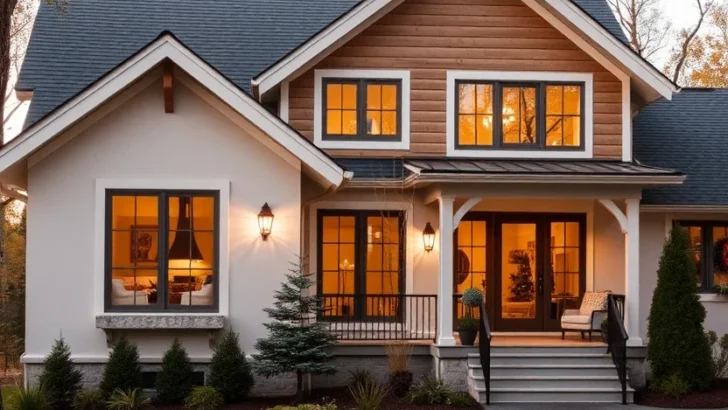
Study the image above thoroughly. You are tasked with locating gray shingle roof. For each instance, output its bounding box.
[17,0,626,128]
[335,159,406,180]
[634,89,728,206]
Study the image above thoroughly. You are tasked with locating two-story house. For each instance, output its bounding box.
[2,0,726,404]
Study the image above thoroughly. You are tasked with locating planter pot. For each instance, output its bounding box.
[458,329,478,346]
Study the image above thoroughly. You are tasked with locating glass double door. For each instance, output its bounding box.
[456,213,585,332]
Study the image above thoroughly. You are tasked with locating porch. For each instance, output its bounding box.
[310,158,684,346]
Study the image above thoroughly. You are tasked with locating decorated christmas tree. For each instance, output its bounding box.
[253,257,337,400]
[508,251,535,302]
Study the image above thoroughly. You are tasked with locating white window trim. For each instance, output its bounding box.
[446,70,594,159]
[94,178,231,317]
[314,69,410,150]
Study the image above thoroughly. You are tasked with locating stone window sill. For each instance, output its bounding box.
[95,314,225,330]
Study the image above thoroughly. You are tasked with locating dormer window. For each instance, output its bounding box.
[314,70,411,150]
[447,71,593,159]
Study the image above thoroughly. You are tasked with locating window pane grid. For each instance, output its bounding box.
[550,222,581,320]
[107,191,217,312]
[455,220,486,323]
[546,85,581,147]
[324,79,401,140]
[458,83,493,146]
[366,84,398,136]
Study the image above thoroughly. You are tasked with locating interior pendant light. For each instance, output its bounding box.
[168,196,203,261]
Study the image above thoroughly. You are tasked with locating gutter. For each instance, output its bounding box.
[411,173,686,185]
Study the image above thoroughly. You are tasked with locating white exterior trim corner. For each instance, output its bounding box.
[93,178,231,317]
[0,34,346,189]
[445,70,594,159]
[313,69,411,150]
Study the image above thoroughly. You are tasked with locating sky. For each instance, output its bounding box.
[0,0,718,141]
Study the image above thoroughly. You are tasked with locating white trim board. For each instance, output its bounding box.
[94,178,231,316]
[314,69,411,150]
[445,70,594,159]
[0,34,346,189]
[251,0,674,105]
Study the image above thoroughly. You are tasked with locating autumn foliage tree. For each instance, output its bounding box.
[0,199,25,372]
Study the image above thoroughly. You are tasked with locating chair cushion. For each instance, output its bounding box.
[561,315,592,325]
[580,291,609,315]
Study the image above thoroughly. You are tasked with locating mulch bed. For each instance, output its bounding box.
[158,388,480,410]
[635,380,728,409]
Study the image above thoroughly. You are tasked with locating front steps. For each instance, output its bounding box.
[467,345,634,404]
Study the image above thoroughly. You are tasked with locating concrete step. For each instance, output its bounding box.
[469,352,614,366]
[472,363,619,377]
[471,387,634,403]
[470,373,625,389]
[490,346,608,355]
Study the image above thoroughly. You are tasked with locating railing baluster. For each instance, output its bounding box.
[479,304,492,405]
[606,294,628,405]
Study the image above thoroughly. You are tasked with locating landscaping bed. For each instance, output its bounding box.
[635,380,728,409]
[157,387,481,410]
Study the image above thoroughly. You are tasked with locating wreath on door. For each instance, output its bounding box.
[714,236,728,275]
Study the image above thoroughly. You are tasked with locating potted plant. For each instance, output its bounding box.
[458,288,484,346]
[715,284,728,296]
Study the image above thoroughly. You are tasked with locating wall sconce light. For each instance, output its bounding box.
[258,203,274,240]
[423,222,436,252]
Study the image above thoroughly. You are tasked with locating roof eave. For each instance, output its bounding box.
[413,173,686,185]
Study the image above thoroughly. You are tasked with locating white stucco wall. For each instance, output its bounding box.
[640,211,728,340]
[25,77,302,361]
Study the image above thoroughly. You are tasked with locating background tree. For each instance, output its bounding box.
[253,258,337,401]
[0,199,25,373]
[608,0,673,59]
[648,226,712,391]
[664,0,714,84]
[680,4,728,87]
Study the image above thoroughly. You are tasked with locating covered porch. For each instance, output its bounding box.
[310,158,684,347]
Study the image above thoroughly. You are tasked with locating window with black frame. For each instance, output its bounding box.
[323,79,401,141]
[456,81,584,150]
[106,190,219,312]
[318,210,405,320]
[677,222,728,292]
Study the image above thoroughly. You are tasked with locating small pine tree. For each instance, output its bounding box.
[253,258,337,400]
[208,329,254,403]
[39,336,82,409]
[99,336,142,398]
[648,226,713,391]
[155,339,194,404]
[508,252,535,302]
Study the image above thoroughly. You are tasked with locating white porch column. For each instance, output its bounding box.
[437,196,456,346]
[625,198,643,346]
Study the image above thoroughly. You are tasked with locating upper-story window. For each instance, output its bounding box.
[447,71,593,159]
[314,70,411,150]
[105,190,219,312]
[323,79,401,140]
[456,81,583,149]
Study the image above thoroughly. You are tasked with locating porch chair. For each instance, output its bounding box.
[180,276,214,306]
[111,279,148,306]
[560,291,610,342]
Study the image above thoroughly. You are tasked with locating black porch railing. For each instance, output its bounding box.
[318,294,437,341]
[606,294,628,405]
[479,303,492,405]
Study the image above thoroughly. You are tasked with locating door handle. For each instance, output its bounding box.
[537,273,544,296]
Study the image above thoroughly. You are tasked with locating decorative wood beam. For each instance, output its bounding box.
[163,61,174,113]
[598,199,628,234]
[452,197,482,231]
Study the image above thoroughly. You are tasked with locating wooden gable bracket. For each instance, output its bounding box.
[163,60,174,113]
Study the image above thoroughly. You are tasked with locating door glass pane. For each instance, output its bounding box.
[501,223,536,320]
[366,216,400,317]
[455,221,487,323]
[684,226,703,286]
[320,215,356,317]
[550,222,581,320]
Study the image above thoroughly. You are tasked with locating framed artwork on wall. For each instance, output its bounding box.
[130,225,158,263]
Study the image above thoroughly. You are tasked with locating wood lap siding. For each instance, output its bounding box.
[288,0,623,158]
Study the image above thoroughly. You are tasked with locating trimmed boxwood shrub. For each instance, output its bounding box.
[648,226,713,391]
[183,387,224,410]
[99,336,142,398]
[155,339,194,404]
[39,336,82,410]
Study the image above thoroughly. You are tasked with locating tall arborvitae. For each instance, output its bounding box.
[155,339,194,404]
[208,329,254,403]
[99,336,142,398]
[39,336,82,409]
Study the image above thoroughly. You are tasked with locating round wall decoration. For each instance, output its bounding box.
[714,236,728,275]
[457,250,471,285]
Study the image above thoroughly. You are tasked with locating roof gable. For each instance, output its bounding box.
[5,33,348,188]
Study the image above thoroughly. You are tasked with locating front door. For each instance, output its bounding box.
[456,213,586,332]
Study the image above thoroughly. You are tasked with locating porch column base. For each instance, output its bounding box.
[436,336,457,346]
[627,337,644,347]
